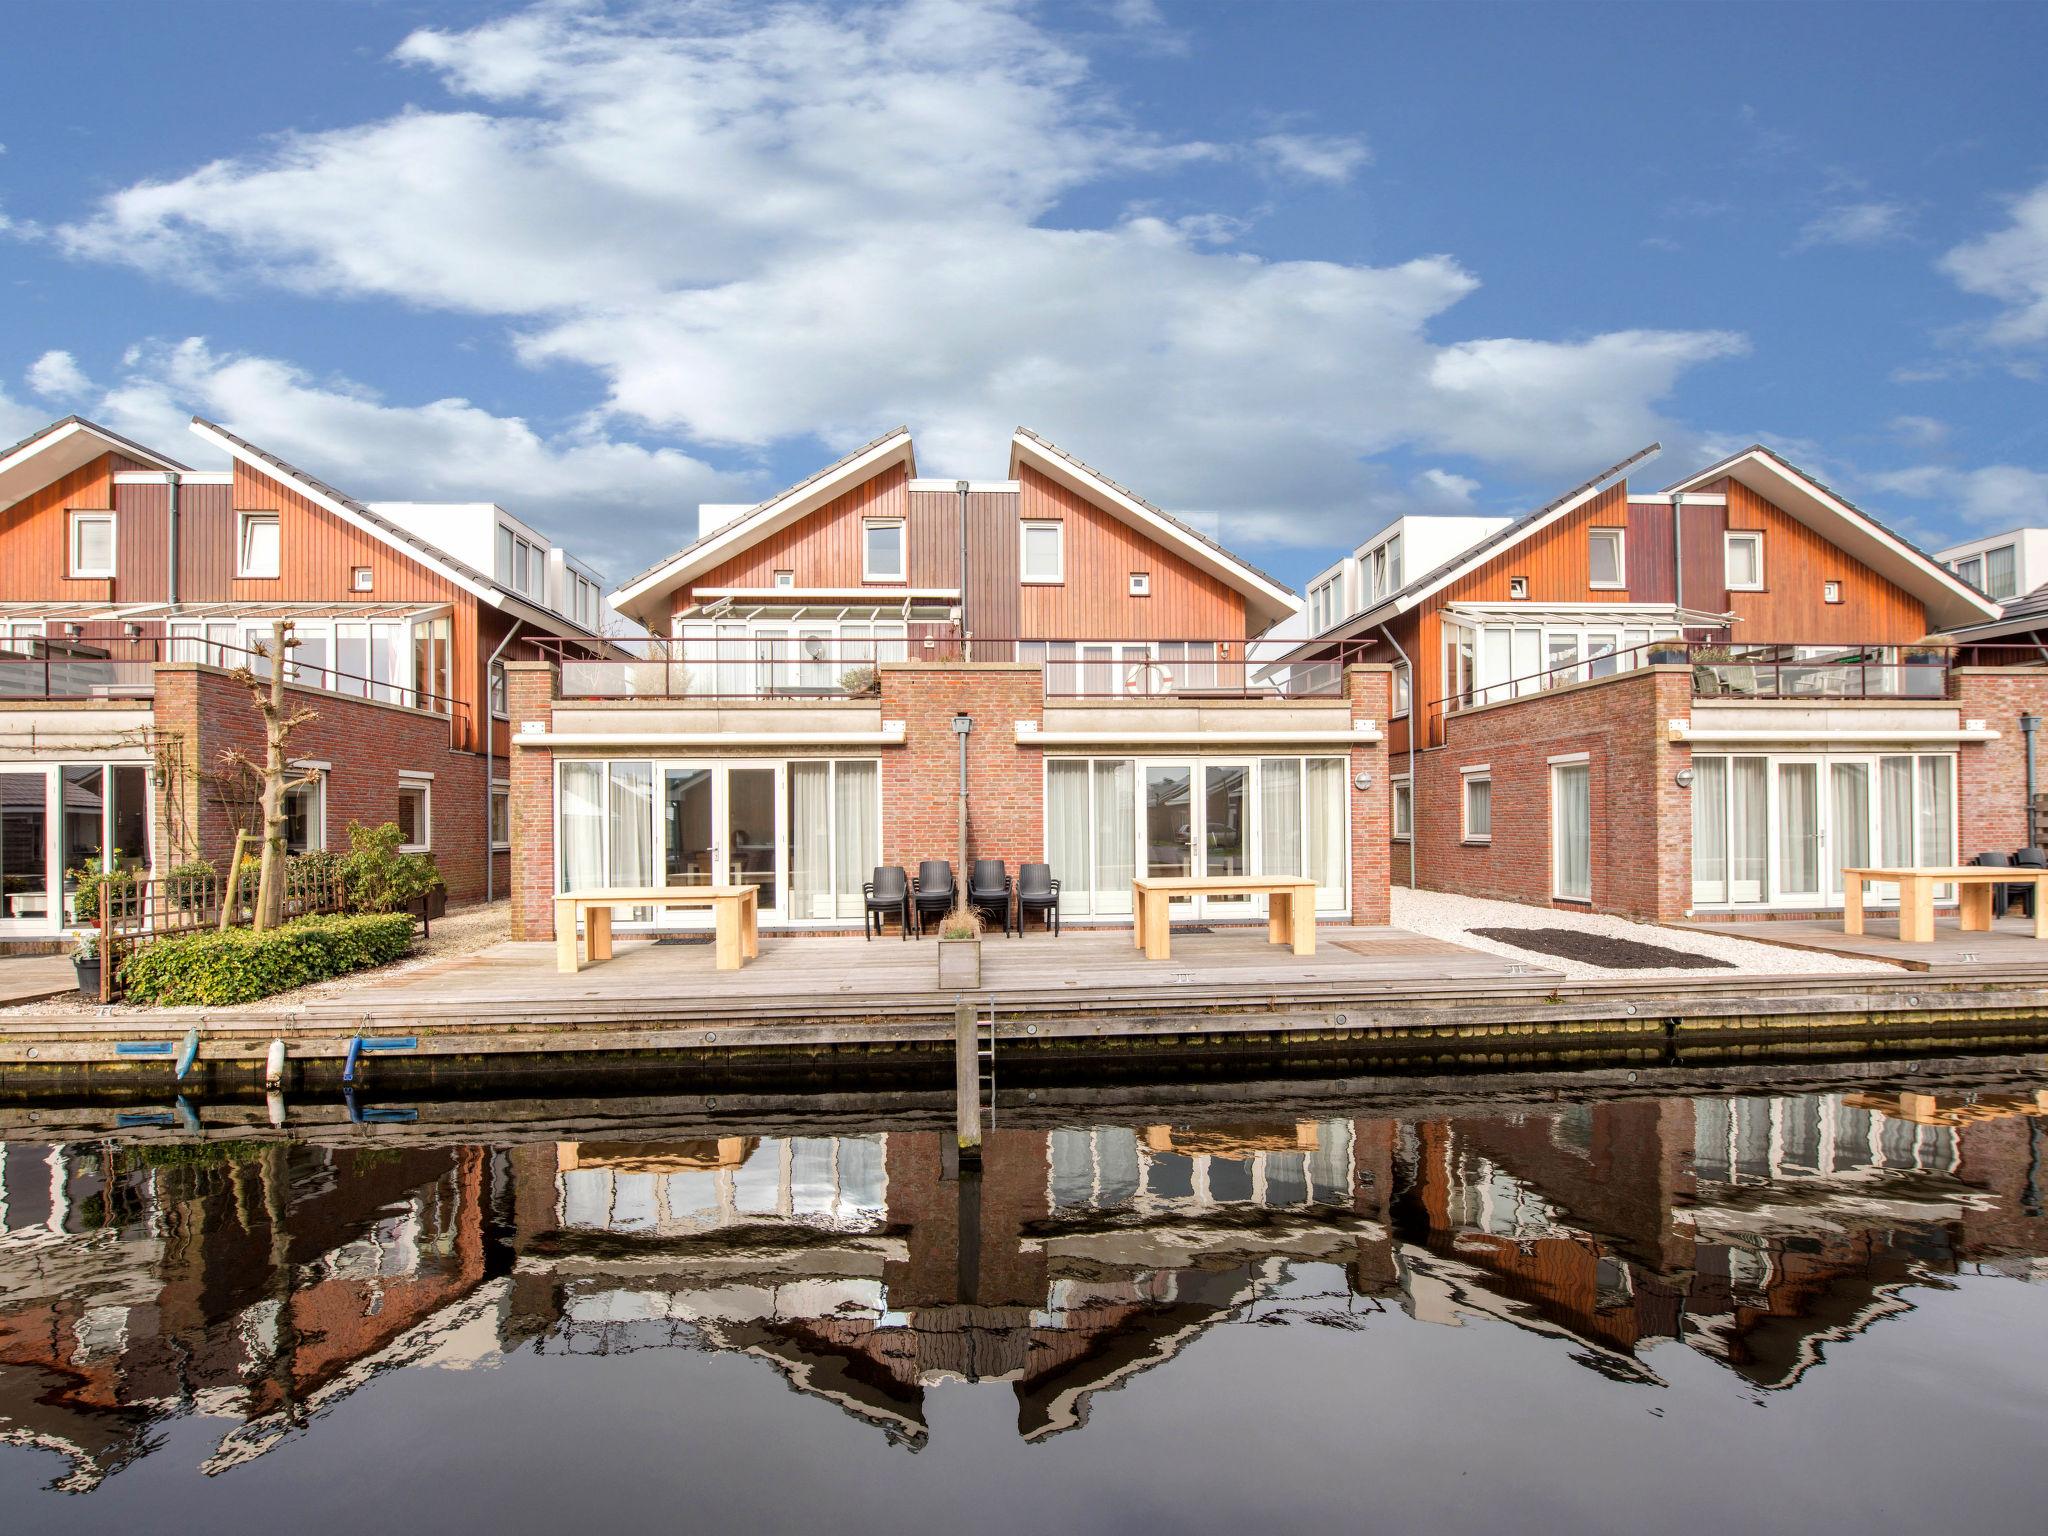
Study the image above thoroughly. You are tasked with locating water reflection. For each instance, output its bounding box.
[1,1077,2044,1494]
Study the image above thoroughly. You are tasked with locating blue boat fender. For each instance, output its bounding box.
[343,1034,365,1085]
[174,1028,201,1081]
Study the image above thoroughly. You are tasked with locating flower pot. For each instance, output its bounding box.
[937,935,982,989]
[74,956,100,999]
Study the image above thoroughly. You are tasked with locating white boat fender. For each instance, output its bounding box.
[264,1039,287,1088]
[267,1091,287,1128]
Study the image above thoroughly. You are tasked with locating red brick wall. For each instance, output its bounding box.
[1348,665,1392,924]
[506,662,559,939]
[153,663,501,906]
[1955,668,2048,857]
[879,662,1044,881]
[1409,665,1691,919]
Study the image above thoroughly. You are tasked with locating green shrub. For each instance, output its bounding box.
[338,822,446,913]
[118,913,415,1006]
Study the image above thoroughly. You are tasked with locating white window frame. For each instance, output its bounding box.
[1020,520,1064,585]
[1461,765,1492,844]
[1392,660,1411,717]
[862,519,907,583]
[1823,580,1843,605]
[773,570,795,590]
[1392,776,1413,841]
[68,512,116,579]
[490,779,511,851]
[1984,543,2019,601]
[237,511,281,579]
[283,764,328,855]
[1129,571,1151,597]
[1955,554,1984,591]
[1550,755,1592,902]
[1724,530,1764,592]
[352,566,374,592]
[397,772,433,853]
[1587,527,1626,590]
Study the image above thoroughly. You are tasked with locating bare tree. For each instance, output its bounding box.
[222,619,319,931]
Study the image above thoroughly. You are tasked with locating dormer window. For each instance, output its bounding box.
[238,513,281,579]
[863,519,906,582]
[68,512,115,578]
[1587,527,1625,590]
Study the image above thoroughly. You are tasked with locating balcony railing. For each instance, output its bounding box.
[539,637,1342,702]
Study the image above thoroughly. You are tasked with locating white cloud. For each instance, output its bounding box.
[47,0,1744,565]
[1888,414,1950,447]
[70,339,743,578]
[0,382,47,444]
[1867,462,2048,529]
[1940,181,2048,346]
[1255,132,1370,184]
[25,349,91,400]
[1793,199,1912,251]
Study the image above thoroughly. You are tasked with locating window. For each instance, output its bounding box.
[1724,530,1764,591]
[773,570,795,590]
[352,566,374,592]
[513,538,532,596]
[1129,571,1151,597]
[1553,760,1591,900]
[68,513,115,578]
[1021,520,1063,584]
[490,783,511,850]
[283,772,325,855]
[1461,769,1492,842]
[1824,579,1843,604]
[1392,660,1411,717]
[862,519,906,582]
[1310,576,1343,632]
[497,525,515,583]
[411,616,450,712]
[1985,543,2019,601]
[397,776,432,851]
[489,662,509,717]
[1509,576,1528,599]
[1955,554,1985,591]
[1587,528,1625,589]
[1392,778,1413,840]
[238,513,281,579]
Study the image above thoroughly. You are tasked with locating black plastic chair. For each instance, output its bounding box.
[968,859,1014,936]
[1973,850,2016,918]
[1017,863,1061,934]
[2012,846,2046,918]
[912,860,955,935]
[863,866,911,940]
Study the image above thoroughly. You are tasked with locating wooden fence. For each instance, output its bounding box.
[89,865,347,1002]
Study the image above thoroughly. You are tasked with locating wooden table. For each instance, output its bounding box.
[555,885,760,973]
[1131,875,1318,961]
[1842,866,2048,943]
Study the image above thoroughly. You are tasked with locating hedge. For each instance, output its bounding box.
[119,913,415,1007]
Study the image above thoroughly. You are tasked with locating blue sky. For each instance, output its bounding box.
[5,0,2048,596]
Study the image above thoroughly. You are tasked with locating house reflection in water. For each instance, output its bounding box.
[1,1081,2045,1486]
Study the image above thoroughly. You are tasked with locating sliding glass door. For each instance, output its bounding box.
[0,770,51,934]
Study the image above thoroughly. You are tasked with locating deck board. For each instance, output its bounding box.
[1669,915,2048,972]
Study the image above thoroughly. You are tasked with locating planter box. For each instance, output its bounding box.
[937,936,982,989]
[405,888,449,925]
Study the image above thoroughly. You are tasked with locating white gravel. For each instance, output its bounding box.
[1391,886,1894,980]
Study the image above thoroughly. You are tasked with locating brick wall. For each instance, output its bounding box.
[152,663,502,906]
[1347,665,1393,924]
[1408,665,1691,920]
[1955,668,2048,857]
[879,662,1044,882]
[506,661,559,939]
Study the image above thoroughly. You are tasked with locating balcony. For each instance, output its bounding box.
[0,638,161,701]
[545,637,1343,702]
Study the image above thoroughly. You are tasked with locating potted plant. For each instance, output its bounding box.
[1646,641,1689,666]
[936,907,983,988]
[840,664,881,698]
[71,930,101,999]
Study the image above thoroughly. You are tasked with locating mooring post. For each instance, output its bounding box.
[954,996,982,1158]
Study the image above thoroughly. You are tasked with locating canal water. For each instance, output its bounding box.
[2,1061,2045,1533]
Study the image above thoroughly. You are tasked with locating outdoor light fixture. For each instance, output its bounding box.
[1354,770,1373,790]
[123,622,143,639]
[1675,768,1695,788]
[952,713,973,735]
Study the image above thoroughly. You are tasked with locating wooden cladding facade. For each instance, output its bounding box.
[670,460,1254,643]
[1718,477,1928,644]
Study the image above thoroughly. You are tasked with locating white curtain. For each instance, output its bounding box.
[833,762,879,919]
[1732,757,1768,897]
[789,762,832,920]
[1778,763,1819,894]
[1830,764,1870,895]
[1047,762,1093,914]
[1917,756,1953,868]
[1260,759,1303,876]
[1307,758,1345,909]
[1554,763,1591,899]
[608,764,653,889]
[1880,754,1915,867]
[1093,760,1135,914]
[1692,755,1728,903]
[560,762,606,893]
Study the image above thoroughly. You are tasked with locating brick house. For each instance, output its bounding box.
[511,427,1393,940]
[1276,442,2048,921]
[0,415,608,941]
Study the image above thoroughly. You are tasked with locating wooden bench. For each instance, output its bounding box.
[1842,866,2048,943]
[554,885,760,973]
[1131,875,1318,961]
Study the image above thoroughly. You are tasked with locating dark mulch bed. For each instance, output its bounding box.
[1468,926,1734,971]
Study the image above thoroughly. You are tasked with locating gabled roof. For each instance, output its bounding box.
[611,427,916,629]
[1286,444,1663,649]
[188,418,604,639]
[1665,445,2001,630]
[0,415,188,514]
[1007,427,1300,627]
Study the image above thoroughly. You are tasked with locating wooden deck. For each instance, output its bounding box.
[1669,914,2048,973]
[0,955,78,1008]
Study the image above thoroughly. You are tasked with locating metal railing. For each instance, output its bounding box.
[536,635,1328,702]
